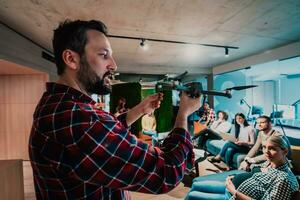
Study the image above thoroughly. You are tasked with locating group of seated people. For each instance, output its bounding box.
[187,135,299,199]
[187,105,300,199]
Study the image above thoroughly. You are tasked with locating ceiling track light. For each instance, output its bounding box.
[140,38,146,47]
[139,38,149,50]
[108,34,239,52]
[225,47,229,57]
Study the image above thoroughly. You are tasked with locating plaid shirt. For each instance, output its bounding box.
[29,83,194,200]
[231,161,299,200]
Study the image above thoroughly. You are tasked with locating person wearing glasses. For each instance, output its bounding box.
[239,115,287,171]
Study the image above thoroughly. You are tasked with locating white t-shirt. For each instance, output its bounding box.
[238,125,256,143]
[210,120,232,133]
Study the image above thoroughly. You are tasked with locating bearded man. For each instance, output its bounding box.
[29,20,201,200]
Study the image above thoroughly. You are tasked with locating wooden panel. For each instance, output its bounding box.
[0,160,25,200]
[9,75,25,104]
[7,104,25,133]
[0,74,48,160]
[0,76,5,103]
[23,161,36,200]
[291,145,300,173]
[0,60,43,75]
[24,75,46,104]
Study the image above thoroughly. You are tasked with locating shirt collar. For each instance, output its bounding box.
[276,160,290,171]
[46,82,96,104]
[265,160,290,171]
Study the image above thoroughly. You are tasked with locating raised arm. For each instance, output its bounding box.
[239,133,262,170]
[54,92,201,194]
[245,132,262,158]
[126,93,163,126]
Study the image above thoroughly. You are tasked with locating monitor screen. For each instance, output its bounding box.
[274,104,295,119]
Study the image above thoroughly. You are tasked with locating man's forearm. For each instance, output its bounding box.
[250,154,266,163]
[174,111,188,130]
[126,104,144,126]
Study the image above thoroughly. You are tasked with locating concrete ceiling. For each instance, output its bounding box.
[1,0,300,78]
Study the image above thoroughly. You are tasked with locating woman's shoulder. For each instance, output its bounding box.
[244,125,255,131]
[276,169,299,190]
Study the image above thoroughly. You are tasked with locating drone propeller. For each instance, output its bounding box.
[225,85,257,91]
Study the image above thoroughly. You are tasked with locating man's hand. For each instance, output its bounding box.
[139,93,163,115]
[174,92,201,130]
[126,93,163,126]
[239,160,250,171]
[178,92,201,117]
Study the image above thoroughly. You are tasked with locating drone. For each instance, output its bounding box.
[155,71,257,98]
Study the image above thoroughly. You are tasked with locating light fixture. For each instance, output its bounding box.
[140,39,145,47]
[139,38,149,50]
[225,47,229,57]
[108,34,239,53]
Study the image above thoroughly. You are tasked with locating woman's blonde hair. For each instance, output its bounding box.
[267,135,289,150]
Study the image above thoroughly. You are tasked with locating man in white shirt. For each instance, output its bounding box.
[239,115,283,171]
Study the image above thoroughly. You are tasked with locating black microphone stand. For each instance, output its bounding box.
[240,99,252,121]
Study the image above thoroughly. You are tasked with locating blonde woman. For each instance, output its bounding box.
[226,135,299,200]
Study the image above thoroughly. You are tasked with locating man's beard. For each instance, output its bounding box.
[259,126,269,132]
[77,56,112,95]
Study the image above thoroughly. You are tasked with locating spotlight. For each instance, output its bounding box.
[140,39,145,47]
[225,47,229,57]
[140,39,149,50]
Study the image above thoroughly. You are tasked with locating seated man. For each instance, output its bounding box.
[239,115,287,171]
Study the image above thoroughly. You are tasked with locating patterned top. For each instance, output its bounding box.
[231,161,299,200]
[201,108,215,125]
[29,82,194,200]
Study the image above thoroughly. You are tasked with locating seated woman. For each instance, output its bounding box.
[208,113,256,170]
[196,110,232,149]
[141,112,157,145]
[185,135,299,200]
[225,135,299,200]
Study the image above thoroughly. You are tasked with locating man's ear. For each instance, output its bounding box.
[62,50,80,70]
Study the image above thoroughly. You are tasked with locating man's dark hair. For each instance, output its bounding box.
[52,20,108,75]
[257,115,271,123]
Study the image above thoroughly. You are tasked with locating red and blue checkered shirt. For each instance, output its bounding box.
[29,82,194,200]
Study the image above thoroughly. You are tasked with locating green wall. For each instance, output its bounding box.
[142,88,174,132]
[111,84,174,135]
[111,82,142,136]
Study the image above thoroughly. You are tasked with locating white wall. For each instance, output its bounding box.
[213,41,300,75]
[252,80,275,116]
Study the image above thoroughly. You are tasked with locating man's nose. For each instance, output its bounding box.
[109,56,117,71]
